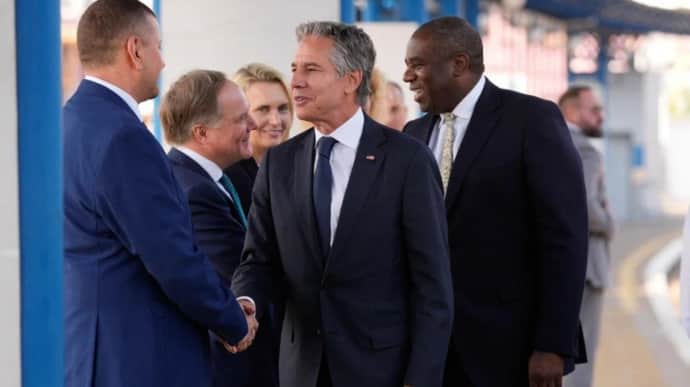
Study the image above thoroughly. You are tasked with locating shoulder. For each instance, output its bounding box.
[225,158,257,180]
[372,121,436,169]
[403,114,430,130]
[168,154,213,193]
[266,128,313,161]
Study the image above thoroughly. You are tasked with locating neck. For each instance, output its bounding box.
[443,73,482,113]
[85,66,142,102]
[311,104,359,135]
[252,147,267,165]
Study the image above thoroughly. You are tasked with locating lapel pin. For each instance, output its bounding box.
[365,155,375,161]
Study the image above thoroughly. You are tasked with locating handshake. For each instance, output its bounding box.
[219,299,260,354]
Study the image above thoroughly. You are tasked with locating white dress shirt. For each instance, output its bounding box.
[313,108,364,246]
[85,75,143,122]
[176,146,233,201]
[428,75,486,165]
[681,208,690,337]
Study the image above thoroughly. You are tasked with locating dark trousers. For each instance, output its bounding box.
[317,353,332,387]
[443,344,474,387]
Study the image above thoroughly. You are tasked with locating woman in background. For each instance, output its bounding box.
[225,62,293,215]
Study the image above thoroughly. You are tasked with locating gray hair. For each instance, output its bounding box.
[296,21,376,106]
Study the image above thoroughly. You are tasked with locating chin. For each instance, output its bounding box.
[295,109,315,123]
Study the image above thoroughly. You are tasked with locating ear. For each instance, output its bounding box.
[344,70,363,96]
[190,124,208,144]
[451,53,471,77]
[125,35,144,71]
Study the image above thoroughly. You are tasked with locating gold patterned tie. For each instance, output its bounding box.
[439,113,457,195]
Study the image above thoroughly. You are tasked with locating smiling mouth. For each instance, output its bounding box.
[294,96,309,105]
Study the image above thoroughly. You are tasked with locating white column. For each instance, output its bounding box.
[0,0,22,385]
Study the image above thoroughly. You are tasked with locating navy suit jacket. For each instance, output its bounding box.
[231,116,454,387]
[168,148,278,387]
[404,79,588,386]
[63,80,247,387]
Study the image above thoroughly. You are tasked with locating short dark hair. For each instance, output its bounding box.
[77,0,156,67]
[415,16,484,74]
[558,85,592,107]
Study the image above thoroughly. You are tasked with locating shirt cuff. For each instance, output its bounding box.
[236,296,256,309]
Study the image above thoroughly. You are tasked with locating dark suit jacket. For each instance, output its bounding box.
[63,80,247,387]
[404,79,588,386]
[224,157,259,216]
[231,115,454,387]
[168,148,277,387]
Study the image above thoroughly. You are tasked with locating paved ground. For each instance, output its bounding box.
[592,217,689,387]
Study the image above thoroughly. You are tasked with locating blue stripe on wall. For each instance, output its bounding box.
[15,0,64,386]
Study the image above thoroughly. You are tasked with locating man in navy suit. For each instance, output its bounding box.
[403,17,588,387]
[63,2,255,386]
[160,69,276,387]
[231,21,454,387]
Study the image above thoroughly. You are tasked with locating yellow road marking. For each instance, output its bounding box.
[617,232,681,313]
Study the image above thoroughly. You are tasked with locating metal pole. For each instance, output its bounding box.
[15,0,64,385]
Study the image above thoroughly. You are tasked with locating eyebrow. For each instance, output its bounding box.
[292,61,323,69]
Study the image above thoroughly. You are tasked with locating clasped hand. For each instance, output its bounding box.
[221,299,259,354]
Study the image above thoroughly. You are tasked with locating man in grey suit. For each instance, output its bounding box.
[559,85,614,387]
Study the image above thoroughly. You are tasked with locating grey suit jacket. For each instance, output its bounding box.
[569,126,614,288]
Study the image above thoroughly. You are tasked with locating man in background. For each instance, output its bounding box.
[560,85,614,387]
[384,81,409,130]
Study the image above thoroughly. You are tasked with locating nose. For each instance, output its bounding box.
[291,71,305,89]
[402,67,414,83]
[268,110,281,127]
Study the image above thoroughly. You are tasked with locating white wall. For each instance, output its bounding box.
[0,0,22,385]
[609,72,665,219]
[160,0,339,124]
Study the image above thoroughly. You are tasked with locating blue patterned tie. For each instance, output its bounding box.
[313,137,337,258]
[219,174,248,229]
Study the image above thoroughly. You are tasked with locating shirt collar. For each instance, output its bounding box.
[84,75,143,122]
[176,146,224,182]
[444,74,486,124]
[313,108,364,151]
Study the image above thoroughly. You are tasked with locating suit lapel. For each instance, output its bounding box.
[445,80,502,211]
[406,113,437,144]
[327,117,385,271]
[168,148,244,229]
[292,130,325,270]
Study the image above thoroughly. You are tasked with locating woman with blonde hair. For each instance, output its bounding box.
[224,62,293,214]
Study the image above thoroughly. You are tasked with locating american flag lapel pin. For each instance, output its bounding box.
[365,155,375,161]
